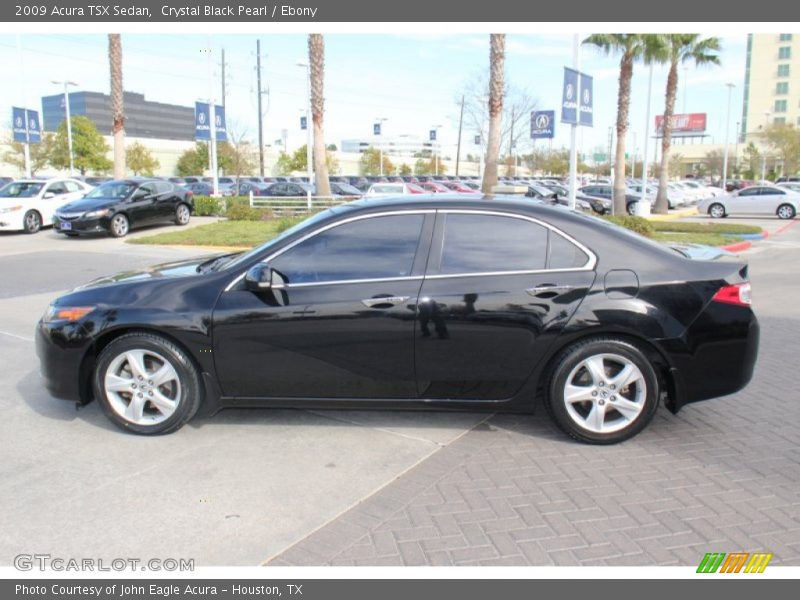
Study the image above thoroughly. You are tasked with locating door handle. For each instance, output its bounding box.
[526,284,573,296]
[361,296,410,308]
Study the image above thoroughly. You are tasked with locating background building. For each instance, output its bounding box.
[41,90,195,141]
[742,33,798,140]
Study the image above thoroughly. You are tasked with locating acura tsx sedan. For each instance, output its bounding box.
[36,196,759,443]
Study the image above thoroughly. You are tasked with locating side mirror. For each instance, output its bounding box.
[43,192,56,199]
[244,264,280,291]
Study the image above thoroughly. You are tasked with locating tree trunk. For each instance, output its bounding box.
[309,34,331,197]
[482,34,505,194]
[108,34,125,179]
[654,61,678,214]
[613,53,633,216]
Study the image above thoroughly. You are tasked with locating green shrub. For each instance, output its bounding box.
[602,215,655,238]
[224,196,250,212]
[650,221,762,235]
[226,203,268,221]
[192,195,223,216]
[275,214,310,234]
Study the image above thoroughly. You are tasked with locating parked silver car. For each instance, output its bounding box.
[699,185,799,219]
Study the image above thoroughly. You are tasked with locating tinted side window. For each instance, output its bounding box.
[548,232,590,269]
[47,181,68,195]
[64,181,81,193]
[761,188,785,195]
[439,214,547,274]
[155,182,173,194]
[271,214,425,284]
[738,188,759,196]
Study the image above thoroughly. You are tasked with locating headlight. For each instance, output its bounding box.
[84,208,111,218]
[0,205,22,214]
[43,305,96,323]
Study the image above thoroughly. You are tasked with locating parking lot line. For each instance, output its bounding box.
[0,330,34,343]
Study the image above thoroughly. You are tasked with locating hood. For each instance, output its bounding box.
[58,196,117,213]
[73,253,238,290]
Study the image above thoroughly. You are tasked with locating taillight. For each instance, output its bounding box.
[712,282,751,307]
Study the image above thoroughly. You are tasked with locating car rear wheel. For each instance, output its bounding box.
[108,213,129,237]
[546,338,659,444]
[23,210,42,234]
[708,203,726,218]
[626,201,638,216]
[93,332,202,435]
[777,204,796,220]
[175,203,191,226]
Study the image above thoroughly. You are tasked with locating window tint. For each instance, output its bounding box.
[138,183,158,196]
[439,214,547,274]
[47,181,68,195]
[271,214,424,284]
[155,182,173,194]
[64,181,82,193]
[549,233,590,269]
[738,188,759,197]
[760,188,785,196]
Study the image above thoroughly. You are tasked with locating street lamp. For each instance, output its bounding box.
[296,61,312,207]
[431,124,442,176]
[721,83,735,192]
[52,80,77,176]
[374,117,388,176]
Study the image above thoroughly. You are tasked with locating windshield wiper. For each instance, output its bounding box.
[196,253,240,273]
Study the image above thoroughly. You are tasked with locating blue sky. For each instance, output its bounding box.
[0,33,748,159]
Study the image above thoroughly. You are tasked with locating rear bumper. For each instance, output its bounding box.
[658,304,759,411]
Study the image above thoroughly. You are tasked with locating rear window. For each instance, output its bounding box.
[548,233,590,269]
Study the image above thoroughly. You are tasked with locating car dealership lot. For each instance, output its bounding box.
[1,216,798,566]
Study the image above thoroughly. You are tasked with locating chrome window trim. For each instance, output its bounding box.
[223,207,596,292]
[224,210,435,291]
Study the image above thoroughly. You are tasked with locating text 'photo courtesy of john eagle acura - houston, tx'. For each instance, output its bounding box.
[35,196,759,444]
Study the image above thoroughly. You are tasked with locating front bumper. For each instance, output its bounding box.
[0,211,25,231]
[35,319,95,403]
[53,215,110,235]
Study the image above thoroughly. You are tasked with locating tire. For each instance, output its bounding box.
[108,213,129,238]
[708,203,726,219]
[175,203,191,226]
[23,210,42,234]
[545,337,660,444]
[777,204,796,220]
[93,332,203,435]
[626,201,638,216]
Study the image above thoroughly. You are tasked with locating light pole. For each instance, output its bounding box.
[721,83,735,192]
[432,124,442,176]
[374,117,388,176]
[734,121,740,177]
[297,61,312,206]
[52,80,77,176]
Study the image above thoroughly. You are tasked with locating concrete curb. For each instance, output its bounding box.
[721,240,753,253]
[646,207,699,221]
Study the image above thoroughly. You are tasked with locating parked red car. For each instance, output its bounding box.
[420,182,451,193]
[443,182,478,194]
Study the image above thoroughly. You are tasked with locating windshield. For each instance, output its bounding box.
[0,182,44,198]
[221,208,338,272]
[85,182,136,200]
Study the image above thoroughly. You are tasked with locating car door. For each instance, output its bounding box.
[39,180,70,222]
[212,211,435,399]
[415,210,596,400]
[126,182,160,226]
[151,181,178,221]
[728,187,760,213]
[755,187,787,215]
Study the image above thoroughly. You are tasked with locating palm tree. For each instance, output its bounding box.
[308,34,331,197]
[653,34,721,213]
[482,34,505,194]
[108,34,125,179]
[584,34,662,216]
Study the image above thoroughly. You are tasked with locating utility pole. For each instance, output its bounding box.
[455,94,465,177]
[206,36,219,196]
[221,48,227,108]
[567,34,581,211]
[16,35,31,178]
[256,40,265,176]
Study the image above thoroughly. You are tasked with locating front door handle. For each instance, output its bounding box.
[361,296,410,308]
[526,284,573,296]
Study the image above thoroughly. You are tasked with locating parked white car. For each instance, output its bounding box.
[0,178,93,233]
[680,179,721,199]
[699,185,800,219]
[777,182,800,194]
[364,183,424,197]
[627,183,686,209]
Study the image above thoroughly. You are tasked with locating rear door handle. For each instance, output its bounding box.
[526,284,573,296]
[361,296,410,308]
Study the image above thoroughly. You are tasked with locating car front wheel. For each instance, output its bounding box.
[23,210,42,234]
[546,338,659,444]
[708,203,726,218]
[108,213,130,237]
[93,332,202,435]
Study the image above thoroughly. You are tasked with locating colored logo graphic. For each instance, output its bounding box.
[696,552,773,574]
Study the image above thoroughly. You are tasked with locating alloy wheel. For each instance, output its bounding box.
[176,204,190,224]
[25,211,41,233]
[777,205,795,220]
[104,349,181,425]
[111,214,129,236]
[709,204,725,218]
[562,353,646,434]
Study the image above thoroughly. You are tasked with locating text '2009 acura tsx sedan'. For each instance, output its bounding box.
[36,196,759,444]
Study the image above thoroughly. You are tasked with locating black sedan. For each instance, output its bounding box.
[36,196,758,443]
[54,179,194,238]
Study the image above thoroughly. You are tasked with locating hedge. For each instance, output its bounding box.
[602,215,655,238]
[649,221,762,235]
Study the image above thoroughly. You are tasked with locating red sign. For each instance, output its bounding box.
[655,113,707,133]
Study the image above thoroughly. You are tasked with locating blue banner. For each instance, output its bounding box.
[429,129,436,142]
[12,107,41,144]
[579,72,593,127]
[373,122,381,135]
[195,102,227,142]
[530,110,555,139]
[300,115,307,130]
[474,134,481,145]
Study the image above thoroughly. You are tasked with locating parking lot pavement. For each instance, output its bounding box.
[268,217,800,567]
[0,229,487,565]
